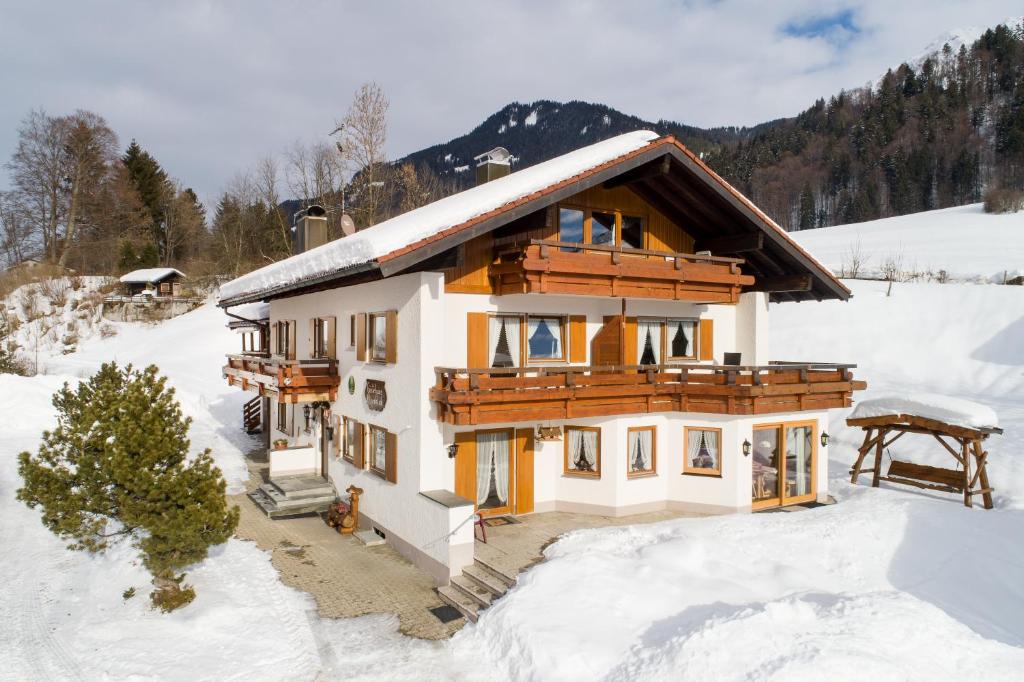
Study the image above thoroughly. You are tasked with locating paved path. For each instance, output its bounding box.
[231,456,461,640]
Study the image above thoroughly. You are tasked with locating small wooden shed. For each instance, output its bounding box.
[847,395,1002,509]
[119,268,186,297]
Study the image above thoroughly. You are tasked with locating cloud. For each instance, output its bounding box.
[0,0,1020,205]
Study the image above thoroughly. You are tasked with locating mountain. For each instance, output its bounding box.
[393,20,1024,232]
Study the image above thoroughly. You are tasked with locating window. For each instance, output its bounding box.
[369,425,388,477]
[638,317,698,365]
[591,211,615,246]
[343,417,363,465]
[368,312,390,363]
[275,320,292,358]
[311,317,335,359]
[666,319,696,360]
[488,314,521,368]
[559,208,585,251]
[486,314,566,366]
[277,403,288,434]
[349,315,356,348]
[564,426,601,477]
[627,426,656,477]
[684,427,722,476]
[558,206,647,251]
[621,214,644,249]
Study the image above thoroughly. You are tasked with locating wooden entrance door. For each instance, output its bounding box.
[752,420,817,509]
[318,407,330,480]
[454,428,534,516]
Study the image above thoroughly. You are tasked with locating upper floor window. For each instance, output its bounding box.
[487,313,565,367]
[558,206,646,250]
[369,312,389,363]
[638,317,698,365]
[311,317,335,359]
[275,320,293,358]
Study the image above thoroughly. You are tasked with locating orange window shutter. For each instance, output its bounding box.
[591,315,622,366]
[354,423,365,469]
[515,428,534,515]
[269,323,278,356]
[326,317,337,359]
[355,313,366,361]
[308,319,316,356]
[385,431,398,483]
[453,431,476,503]
[699,318,714,361]
[623,317,638,366]
[385,310,398,363]
[569,315,587,363]
[287,321,297,360]
[467,312,489,368]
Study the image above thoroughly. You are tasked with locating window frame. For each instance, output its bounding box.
[368,312,389,363]
[349,314,357,349]
[626,425,657,478]
[311,317,331,359]
[664,317,699,361]
[368,425,388,478]
[342,416,362,465]
[275,320,292,358]
[683,426,723,477]
[276,403,288,434]
[563,425,602,478]
[556,204,648,250]
[486,313,569,366]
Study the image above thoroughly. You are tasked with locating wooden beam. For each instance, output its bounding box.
[745,275,813,293]
[602,154,671,189]
[694,232,764,254]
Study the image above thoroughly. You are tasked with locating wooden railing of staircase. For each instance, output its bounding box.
[242,396,262,433]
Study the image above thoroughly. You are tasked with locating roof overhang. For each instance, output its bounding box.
[218,136,848,306]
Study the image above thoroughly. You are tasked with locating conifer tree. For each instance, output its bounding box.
[17,363,239,611]
[117,240,138,273]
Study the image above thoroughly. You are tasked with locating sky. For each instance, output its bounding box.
[0,1,1021,206]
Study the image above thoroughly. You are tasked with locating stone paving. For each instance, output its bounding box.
[230,451,462,640]
[232,448,705,638]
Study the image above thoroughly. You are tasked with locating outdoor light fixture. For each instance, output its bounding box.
[447,443,459,459]
[742,439,751,457]
[821,432,830,448]
[303,404,312,421]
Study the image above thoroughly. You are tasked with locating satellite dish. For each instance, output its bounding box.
[340,214,356,236]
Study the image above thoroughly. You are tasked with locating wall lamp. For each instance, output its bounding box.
[446,443,459,459]
[820,432,830,448]
[742,439,751,457]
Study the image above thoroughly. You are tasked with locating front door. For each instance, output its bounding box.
[318,407,330,480]
[475,429,514,517]
[752,421,817,509]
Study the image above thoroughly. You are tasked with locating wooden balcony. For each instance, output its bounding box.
[223,353,340,403]
[488,240,755,303]
[431,362,865,425]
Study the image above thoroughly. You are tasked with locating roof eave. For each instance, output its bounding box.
[217,260,380,308]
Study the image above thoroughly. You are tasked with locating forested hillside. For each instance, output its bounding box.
[397,21,1024,231]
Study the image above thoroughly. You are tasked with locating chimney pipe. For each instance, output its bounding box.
[292,204,330,254]
[473,147,512,185]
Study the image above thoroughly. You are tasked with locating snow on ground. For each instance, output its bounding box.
[789,203,1024,283]
[3,269,1024,679]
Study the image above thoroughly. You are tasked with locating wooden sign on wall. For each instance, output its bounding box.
[364,379,387,412]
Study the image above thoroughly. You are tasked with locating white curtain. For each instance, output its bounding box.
[527,317,562,360]
[786,426,811,496]
[704,430,720,471]
[687,429,703,468]
[488,316,520,368]
[668,320,693,358]
[629,429,653,472]
[476,431,509,506]
[567,427,583,471]
[638,319,662,365]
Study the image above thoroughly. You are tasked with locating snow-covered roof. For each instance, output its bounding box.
[119,268,185,284]
[218,131,661,303]
[225,302,269,322]
[850,393,999,430]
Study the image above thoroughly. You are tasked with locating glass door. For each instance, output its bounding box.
[475,429,514,517]
[752,421,817,508]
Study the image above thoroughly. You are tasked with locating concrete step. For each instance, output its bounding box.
[462,564,509,598]
[437,585,478,623]
[451,575,493,608]
[248,486,334,519]
[473,557,518,588]
[267,476,334,500]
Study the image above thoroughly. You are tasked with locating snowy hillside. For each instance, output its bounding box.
[789,203,1024,283]
[2,276,1024,678]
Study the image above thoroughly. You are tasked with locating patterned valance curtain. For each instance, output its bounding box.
[638,319,662,365]
[629,429,653,472]
[489,316,521,368]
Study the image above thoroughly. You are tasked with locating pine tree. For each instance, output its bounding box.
[117,240,138,273]
[138,243,160,268]
[17,363,239,611]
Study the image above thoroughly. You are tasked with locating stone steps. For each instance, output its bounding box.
[247,476,336,519]
[436,558,519,624]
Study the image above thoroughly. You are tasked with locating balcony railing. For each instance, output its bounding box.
[488,240,755,303]
[223,354,340,403]
[431,361,865,425]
